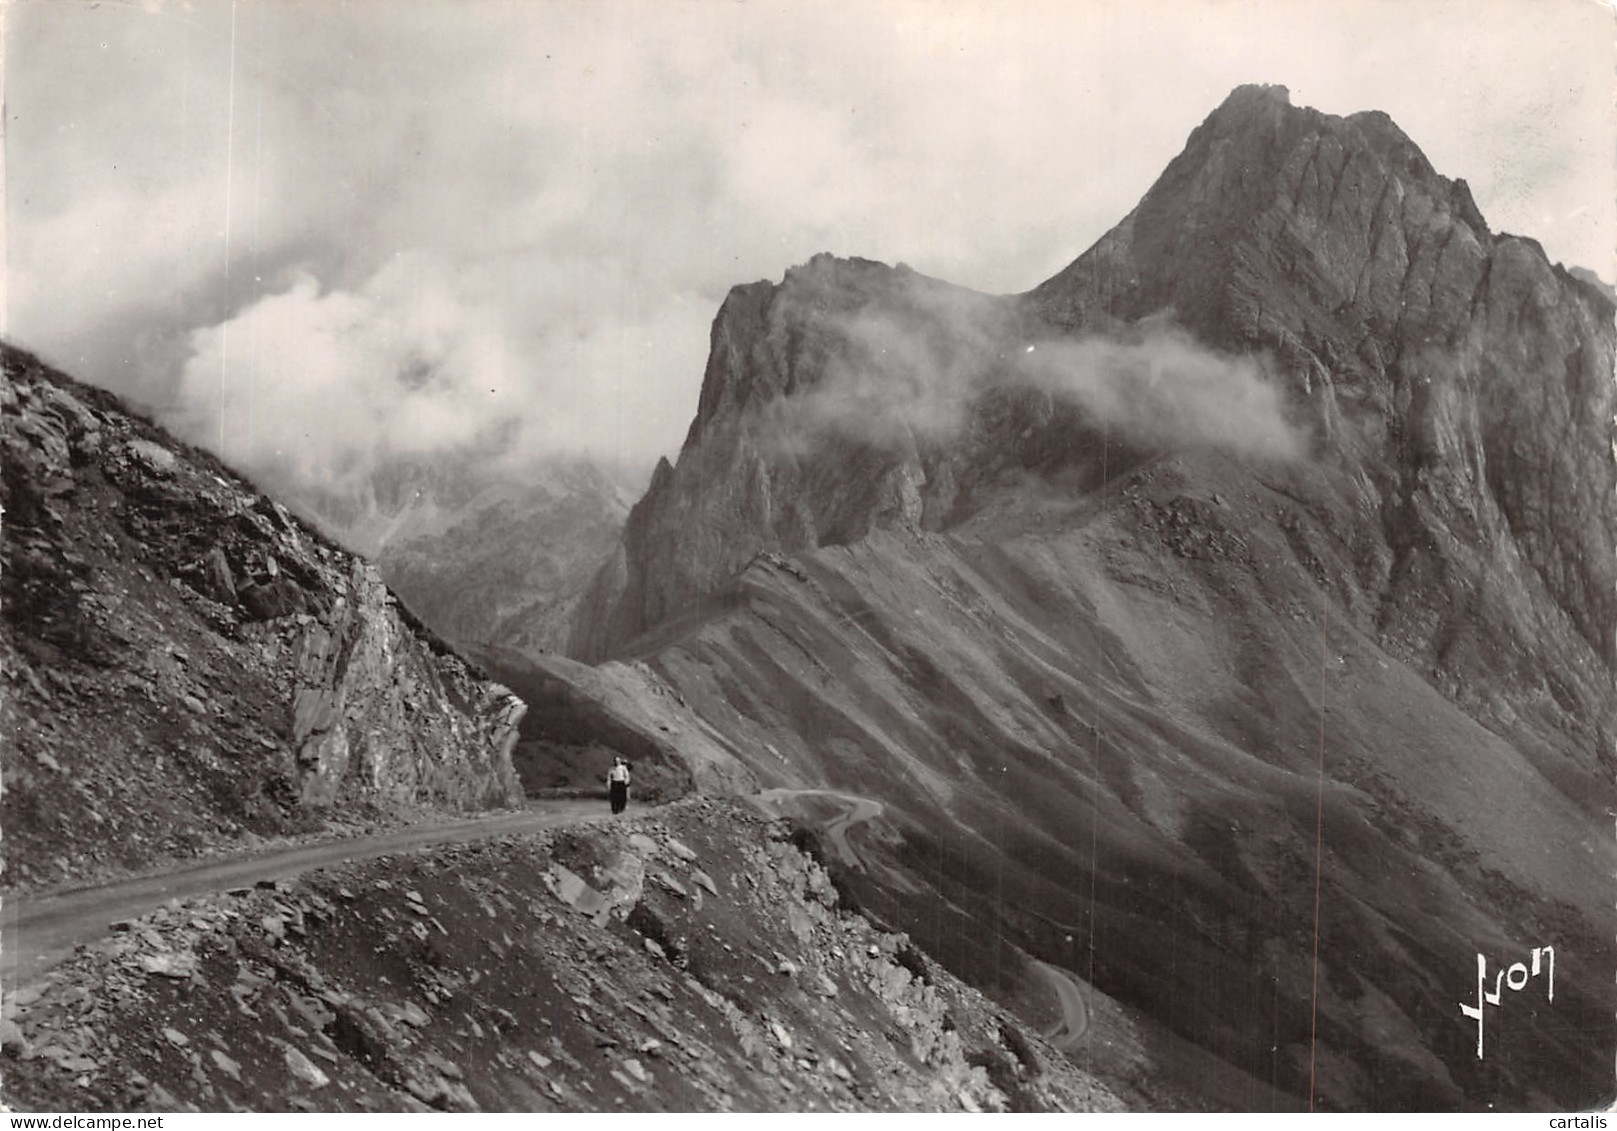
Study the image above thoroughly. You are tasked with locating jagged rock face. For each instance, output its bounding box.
[1033,83,1615,694]
[576,86,1615,750]
[568,88,1617,1109]
[286,456,632,657]
[282,563,526,810]
[568,261,906,661]
[1,346,525,891]
[570,259,1043,662]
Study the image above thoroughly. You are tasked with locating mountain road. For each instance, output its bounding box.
[1,800,609,986]
[6,788,1095,1065]
[1031,958,1091,1048]
[752,787,885,870]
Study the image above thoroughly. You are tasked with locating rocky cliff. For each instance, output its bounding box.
[566,87,1616,1110]
[1032,83,1615,714]
[569,258,1030,662]
[2,345,526,892]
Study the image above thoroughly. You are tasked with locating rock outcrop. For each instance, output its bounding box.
[1032,83,1616,717]
[2,345,525,892]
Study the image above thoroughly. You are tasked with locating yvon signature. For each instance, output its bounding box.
[1458,945,1553,1058]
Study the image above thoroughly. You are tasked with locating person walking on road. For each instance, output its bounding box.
[607,757,632,815]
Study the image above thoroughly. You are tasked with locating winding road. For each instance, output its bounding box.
[753,787,886,870]
[6,787,1096,1063]
[2,800,606,985]
[1030,958,1091,1048]
[756,787,1094,1049]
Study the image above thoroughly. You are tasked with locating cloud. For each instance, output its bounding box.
[173,253,714,493]
[1016,328,1306,462]
[6,0,1610,495]
[772,274,1305,463]
[772,282,1004,451]
[174,261,513,489]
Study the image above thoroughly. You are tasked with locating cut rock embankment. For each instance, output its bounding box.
[2,345,526,893]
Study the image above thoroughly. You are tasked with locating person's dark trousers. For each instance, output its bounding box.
[610,781,628,814]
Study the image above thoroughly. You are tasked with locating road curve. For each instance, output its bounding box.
[2,799,609,985]
[753,788,885,870]
[1030,959,1091,1049]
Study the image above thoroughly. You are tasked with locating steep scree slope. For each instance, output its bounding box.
[569,88,1616,1110]
[1,345,526,893]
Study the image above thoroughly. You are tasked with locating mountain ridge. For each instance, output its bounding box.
[574,83,1616,759]
[275,455,636,659]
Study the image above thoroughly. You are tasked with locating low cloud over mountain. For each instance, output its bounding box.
[771,274,1304,462]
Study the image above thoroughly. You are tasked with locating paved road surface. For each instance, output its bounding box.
[1030,959,1091,1048]
[2,800,608,985]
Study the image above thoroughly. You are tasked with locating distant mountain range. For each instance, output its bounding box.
[284,454,640,657]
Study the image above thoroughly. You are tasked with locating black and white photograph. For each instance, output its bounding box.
[2,0,1613,1114]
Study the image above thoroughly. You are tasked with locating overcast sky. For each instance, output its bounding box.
[7,0,1613,489]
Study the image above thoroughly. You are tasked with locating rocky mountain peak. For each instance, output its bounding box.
[1085,85,1617,678]
[681,253,933,453]
[560,89,1615,1111]
[574,251,987,660]
[575,88,1615,697]
[1030,83,1488,342]
[1192,82,1300,147]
